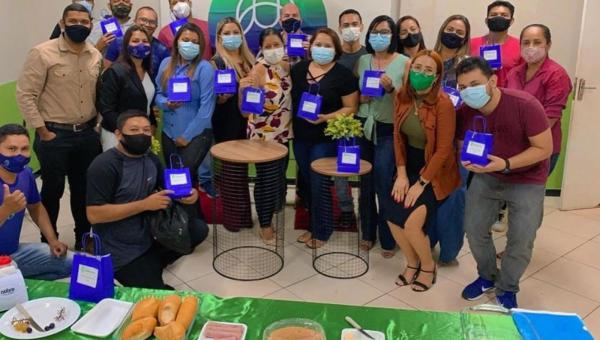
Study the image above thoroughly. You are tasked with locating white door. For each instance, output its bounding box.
[560,0,600,210]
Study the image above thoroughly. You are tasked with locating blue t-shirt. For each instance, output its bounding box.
[105,37,171,82]
[0,167,41,254]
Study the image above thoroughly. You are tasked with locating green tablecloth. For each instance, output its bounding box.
[10,279,520,340]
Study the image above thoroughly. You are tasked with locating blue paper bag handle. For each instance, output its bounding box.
[81,228,102,256]
[471,116,488,133]
[169,153,184,169]
[308,82,321,95]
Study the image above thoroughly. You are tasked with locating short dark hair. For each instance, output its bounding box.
[0,124,29,144]
[116,110,150,131]
[338,9,362,25]
[62,3,91,21]
[487,1,515,18]
[309,27,343,61]
[135,6,158,19]
[259,28,284,47]
[520,24,551,44]
[365,15,398,54]
[456,57,494,79]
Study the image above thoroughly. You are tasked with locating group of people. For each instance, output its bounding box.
[0,0,572,308]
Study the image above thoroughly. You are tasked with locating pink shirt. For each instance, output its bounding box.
[158,18,213,60]
[470,35,522,88]
[457,88,550,185]
[507,57,572,154]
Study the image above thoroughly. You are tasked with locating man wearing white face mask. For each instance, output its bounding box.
[158,0,212,60]
[338,9,367,73]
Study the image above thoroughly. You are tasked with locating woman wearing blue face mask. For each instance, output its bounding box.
[355,15,409,258]
[156,23,216,188]
[291,28,359,248]
[98,25,156,151]
[211,17,256,143]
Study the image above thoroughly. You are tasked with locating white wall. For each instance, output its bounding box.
[400,0,584,77]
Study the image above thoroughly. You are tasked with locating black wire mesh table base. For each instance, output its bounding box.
[210,140,288,281]
[310,157,373,279]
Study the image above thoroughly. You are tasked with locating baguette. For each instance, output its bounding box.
[154,321,186,340]
[158,295,182,326]
[131,297,160,321]
[175,296,198,330]
[120,316,157,340]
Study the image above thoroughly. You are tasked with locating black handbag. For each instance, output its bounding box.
[145,202,193,254]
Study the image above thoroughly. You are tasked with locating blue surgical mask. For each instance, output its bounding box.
[460,85,491,109]
[128,44,151,59]
[368,33,392,52]
[0,154,30,173]
[178,41,200,60]
[311,46,335,65]
[222,34,243,51]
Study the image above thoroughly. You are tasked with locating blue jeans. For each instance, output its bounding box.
[429,165,468,263]
[293,139,337,241]
[11,243,73,280]
[358,127,396,251]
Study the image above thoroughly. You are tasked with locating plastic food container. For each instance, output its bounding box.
[263,319,326,340]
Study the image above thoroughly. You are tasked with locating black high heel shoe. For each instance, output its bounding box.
[412,266,437,292]
[395,265,420,287]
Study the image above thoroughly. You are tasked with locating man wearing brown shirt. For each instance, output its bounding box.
[16,3,102,249]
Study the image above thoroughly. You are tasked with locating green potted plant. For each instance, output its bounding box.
[324,114,363,173]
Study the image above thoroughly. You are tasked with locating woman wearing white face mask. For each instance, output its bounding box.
[291,28,359,248]
[237,28,292,243]
[211,17,255,143]
[506,24,572,175]
[158,0,213,60]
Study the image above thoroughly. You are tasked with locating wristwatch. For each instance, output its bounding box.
[418,177,428,187]
[502,158,511,174]
[386,86,395,94]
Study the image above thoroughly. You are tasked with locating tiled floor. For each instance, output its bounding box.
[20,188,600,337]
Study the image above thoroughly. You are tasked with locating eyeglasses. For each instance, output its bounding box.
[137,17,158,27]
[371,30,392,35]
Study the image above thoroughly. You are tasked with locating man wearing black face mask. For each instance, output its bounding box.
[86,111,208,289]
[89,0,135,53]
[16,3,102,250]
[470,1,522,88]
[277,3,311,66]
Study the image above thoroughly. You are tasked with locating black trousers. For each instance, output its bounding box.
[33,127,101,246]
[114,217,209,289]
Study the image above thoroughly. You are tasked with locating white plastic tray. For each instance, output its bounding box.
[341,328,385,340]
[198,321,247,340]
[71,299,132,338]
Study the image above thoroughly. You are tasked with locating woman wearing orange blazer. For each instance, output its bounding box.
[387,50,460,292]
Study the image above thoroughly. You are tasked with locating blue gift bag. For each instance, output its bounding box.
[164,154,192,199]
[287,33,307,57]
[337,138,361,173]
[214,69,237,94]
[480,44,502,70]
[443,86,462,108]
[361,70,385,97]
[170,18,187,35]
[100,17,123,37]
[241,87,265,115]
[168,77,192,102]
[298,83,322,122]
[512,309,594,340]
[69,230,114,303]
[461,116,493,166]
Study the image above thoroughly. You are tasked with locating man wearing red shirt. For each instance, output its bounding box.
[470,1,522,88]
[456,58,552,309]
[158,0,213,60]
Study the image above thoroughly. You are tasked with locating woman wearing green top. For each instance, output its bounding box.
[356,15,409,257]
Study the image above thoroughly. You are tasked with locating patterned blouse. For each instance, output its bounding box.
[247,60,293,143]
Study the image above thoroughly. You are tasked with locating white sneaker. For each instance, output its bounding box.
[491,211,508,233]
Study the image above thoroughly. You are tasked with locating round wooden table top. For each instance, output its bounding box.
[210,140,288,163]
[311,157,372,177]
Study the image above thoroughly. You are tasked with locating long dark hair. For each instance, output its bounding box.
[161,23,205,89]
[396,15,426,54]
[118,25,152,75]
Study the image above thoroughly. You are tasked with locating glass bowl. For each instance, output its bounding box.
[263,318,326,340]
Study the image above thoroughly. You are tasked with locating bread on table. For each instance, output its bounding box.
[175,296,198,331]
[131,297,160,321]
[154,321,186,340]
[120,316,157,340]
[159,295,182,326]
